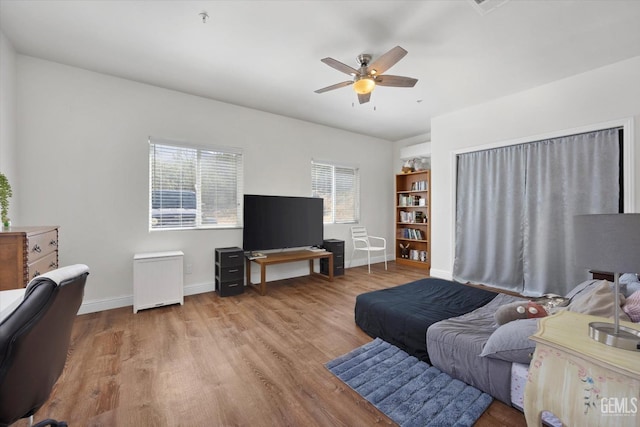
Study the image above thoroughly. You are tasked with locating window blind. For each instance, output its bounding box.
[149,138,243,230]
[312,161,360,224]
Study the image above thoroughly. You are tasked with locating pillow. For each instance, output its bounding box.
[622,290,640,322]
[620,273,639,285]
[566,280,630,321]
[565,279,601,299]
[624,281,640,298]
[480,318,538,364]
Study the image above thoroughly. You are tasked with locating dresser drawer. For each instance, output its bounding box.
[217,250,244,267]
[27,251,58,281]
[27,229,58,262]
[218,265,243,281]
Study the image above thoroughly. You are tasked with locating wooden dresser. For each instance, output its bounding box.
[0,226,59,290]
[525,311,640,426]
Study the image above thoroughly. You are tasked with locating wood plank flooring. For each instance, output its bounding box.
[16,262,526,426]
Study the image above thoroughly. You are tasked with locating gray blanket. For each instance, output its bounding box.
[426,293,525,404]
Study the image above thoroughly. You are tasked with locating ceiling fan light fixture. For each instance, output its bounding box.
[353,77,375,94]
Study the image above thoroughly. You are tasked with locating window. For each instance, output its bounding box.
[149,138,243,230]
[312,161,360,224]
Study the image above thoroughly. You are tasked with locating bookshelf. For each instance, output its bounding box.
[395,170,430,270]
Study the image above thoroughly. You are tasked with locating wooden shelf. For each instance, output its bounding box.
[395,170,430,270]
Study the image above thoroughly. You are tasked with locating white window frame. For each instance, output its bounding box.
[311,160,360,224]
[149,137,243,231]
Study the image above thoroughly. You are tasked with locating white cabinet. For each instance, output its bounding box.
[133,251,184,313]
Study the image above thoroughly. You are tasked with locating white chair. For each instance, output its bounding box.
[350,226,387,273]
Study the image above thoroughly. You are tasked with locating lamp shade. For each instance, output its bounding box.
[353,77,375,95]
[574,214,640,273]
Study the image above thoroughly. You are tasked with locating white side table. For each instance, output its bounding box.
[133,251,184,313]
[525,310,640,426]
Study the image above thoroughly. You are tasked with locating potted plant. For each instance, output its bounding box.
[0,172,12,228]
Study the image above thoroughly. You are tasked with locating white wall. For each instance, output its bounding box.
[430,55,640,280]
[15,55,393,313]
[0,31,19,221]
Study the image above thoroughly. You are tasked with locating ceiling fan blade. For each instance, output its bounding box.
[358,92,371,104]
[315,81,353,94]
[367,46,408,75]
[321,57,359,76]
[375,75,418,88]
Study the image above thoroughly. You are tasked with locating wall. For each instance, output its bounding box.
[15,55,393,313]
[392,133,431,174]
[430,55,640,280]
[0,31,19,222]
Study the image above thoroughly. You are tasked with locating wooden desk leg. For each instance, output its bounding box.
[246,258,251,285]
[260,264,267,296]
[309,259,314,275]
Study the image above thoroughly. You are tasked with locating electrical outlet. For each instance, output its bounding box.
[186,263,193,274]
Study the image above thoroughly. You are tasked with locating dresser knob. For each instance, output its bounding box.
[32,244,42,253]
[33,270,40,278]
[49,239,58,247]
[49,261,57,268]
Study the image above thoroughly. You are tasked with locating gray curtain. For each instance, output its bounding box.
[454,128,620,296]
[453,145,527,293]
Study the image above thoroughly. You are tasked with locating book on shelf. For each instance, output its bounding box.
[401,228,424,240]
[398,194,426,207]
[410,180,429,191]
[409,250,429,262]
[400,210,426,223]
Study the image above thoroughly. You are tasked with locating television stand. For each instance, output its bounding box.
[245,250,334,296]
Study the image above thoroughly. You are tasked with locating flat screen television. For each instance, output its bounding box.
[243,194,324,252]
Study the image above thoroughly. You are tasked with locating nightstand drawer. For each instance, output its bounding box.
[27,251,58,281]
[27,229,58,262]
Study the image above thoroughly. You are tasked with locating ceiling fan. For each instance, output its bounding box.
[314,46,418,104]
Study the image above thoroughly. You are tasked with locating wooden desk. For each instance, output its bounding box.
[525,311,640,427]
[245,250,333,296]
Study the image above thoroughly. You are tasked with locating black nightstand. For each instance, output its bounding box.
[321,239,344,276]
[215,247,244,297]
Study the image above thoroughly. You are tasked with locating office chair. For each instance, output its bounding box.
[0,265,89,427]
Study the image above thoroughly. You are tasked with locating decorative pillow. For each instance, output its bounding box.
[566,280,630,321]
[622,290,640,322]
[495,301,547,325]
[480,318,538,364]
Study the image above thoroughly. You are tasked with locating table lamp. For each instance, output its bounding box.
[574,213,640,351]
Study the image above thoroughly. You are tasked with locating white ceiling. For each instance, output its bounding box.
[2,0,640,141]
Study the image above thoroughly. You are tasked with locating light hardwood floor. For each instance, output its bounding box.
[17,262,526,426]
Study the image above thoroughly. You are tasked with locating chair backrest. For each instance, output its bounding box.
[0,265,89,427]
[351,226,369,245]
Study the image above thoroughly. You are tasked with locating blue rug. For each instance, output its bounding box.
[326,338,493,427]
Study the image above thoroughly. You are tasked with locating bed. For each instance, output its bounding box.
[354,277,497,361]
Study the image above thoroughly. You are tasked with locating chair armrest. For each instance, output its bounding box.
[368,236,386,248]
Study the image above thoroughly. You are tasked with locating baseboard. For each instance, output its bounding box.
[346,254,390,269]
[78,295,132,315]
[429,269,453,280]
[78,281,216,315]
[79,255,392,315]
